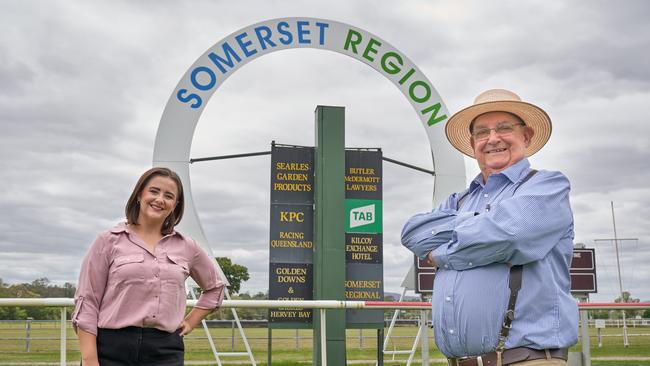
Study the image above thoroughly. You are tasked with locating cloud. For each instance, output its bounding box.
[0,0,647,304]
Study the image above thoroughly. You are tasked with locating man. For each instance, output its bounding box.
[402,89,578,366]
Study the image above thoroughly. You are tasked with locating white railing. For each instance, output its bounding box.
[0,298,430,366]
[1,299,649,366]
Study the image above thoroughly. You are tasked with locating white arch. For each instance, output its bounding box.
[153,18,466,282]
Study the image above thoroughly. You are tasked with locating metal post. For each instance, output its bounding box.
[420,309,429,366]
[268,327,272,366]
[60,308,66,366]
[610,201,629,347]
[359,328,363,349]
[231,320,235,351]
[377,328,384,366]
[320,309,328,366]
[580,307,591,366]
[313,105,347,366]
[25,317,32,352]
[597,328,602,348]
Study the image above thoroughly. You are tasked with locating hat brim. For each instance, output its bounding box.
[445,100,552,158]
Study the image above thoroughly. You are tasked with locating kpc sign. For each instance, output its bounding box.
[153,18,466,278]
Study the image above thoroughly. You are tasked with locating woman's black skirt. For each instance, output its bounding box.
[96,326,184,366]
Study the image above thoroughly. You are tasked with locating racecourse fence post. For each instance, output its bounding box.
[60,308,66,366]
[231,320,235,351]
[420,309,429,366]
[359,328,363,349]
[25,317,32,352]
[579,295,591,366]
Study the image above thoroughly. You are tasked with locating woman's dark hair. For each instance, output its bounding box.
[125,167,185,235]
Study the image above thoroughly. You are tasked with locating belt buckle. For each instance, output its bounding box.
[454,355,484,366]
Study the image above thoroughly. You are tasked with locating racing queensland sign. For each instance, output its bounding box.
[345,149,384,326]
[268,145,314,325]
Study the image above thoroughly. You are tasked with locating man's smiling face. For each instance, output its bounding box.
[470,111,534,181]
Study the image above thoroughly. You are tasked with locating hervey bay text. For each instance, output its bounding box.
[176,19,447,126]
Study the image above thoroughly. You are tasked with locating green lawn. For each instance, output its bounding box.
[0,321,648,365]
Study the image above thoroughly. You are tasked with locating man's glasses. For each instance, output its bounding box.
[471,122,524,141]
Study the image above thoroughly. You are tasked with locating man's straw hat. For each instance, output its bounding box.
[445,89,552,158]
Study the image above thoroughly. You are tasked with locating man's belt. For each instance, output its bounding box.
[448,347,568,366]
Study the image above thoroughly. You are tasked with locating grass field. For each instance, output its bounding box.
[0,320,649,365]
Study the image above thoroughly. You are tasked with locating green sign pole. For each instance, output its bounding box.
[313,105,347,366]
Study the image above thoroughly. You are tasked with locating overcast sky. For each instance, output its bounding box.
[1,0,648,303]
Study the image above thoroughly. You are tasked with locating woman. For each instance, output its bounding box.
[73,167,225,365]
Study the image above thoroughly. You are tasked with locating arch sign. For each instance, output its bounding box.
[153,18,466,280]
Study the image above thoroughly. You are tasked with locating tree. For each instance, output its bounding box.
[614,291,642,319]
[0,278,76,320]
[215,257,250,294]
[590,310,610,319]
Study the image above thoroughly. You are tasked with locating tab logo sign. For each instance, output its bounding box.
[350,204,375,228]
[345,199,382,233]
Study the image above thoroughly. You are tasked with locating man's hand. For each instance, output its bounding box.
[426,252,437,267]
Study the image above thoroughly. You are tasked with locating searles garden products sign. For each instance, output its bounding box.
[175,18,446,126]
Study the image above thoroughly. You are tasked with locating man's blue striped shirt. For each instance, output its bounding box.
[401,158,578,357]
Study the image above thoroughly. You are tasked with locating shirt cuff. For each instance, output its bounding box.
[72,296,98,336]
[430,242,451,270]
[195,282,226,310]
[73,315,98,336]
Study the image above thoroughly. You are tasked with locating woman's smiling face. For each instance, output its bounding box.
[137,175,178,225]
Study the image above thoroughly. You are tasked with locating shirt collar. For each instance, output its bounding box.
[110,222,129,234]
[109,221,178,237]
[469,158,531,189]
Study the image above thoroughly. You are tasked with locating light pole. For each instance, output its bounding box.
[594,201,638,347]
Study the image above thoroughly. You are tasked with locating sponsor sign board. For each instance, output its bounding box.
[415,256,436,293]
[269,263,313,323]
[345,150,383,326]
[269,146,315,325]
[570,248,597,293]
[268,147,384,326]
